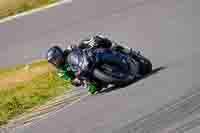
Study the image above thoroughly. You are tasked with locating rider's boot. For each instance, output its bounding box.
[87,81,107,94]
[87,83,97,94]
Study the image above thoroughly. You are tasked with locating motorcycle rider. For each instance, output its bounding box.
[46,35,139,93]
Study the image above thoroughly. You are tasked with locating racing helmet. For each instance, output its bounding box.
[46,45,65,67]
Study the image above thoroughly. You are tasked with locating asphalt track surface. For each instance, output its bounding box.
[1,0,200,132]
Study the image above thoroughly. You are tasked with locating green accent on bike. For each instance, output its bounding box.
[57,64,98,94]
[87,83,97,94]
[57,64,75,81]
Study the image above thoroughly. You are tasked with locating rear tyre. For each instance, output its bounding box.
[138,57,152,75]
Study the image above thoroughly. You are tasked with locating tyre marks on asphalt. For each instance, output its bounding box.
[114,88,200,133]
[0,88,88,133]
[167,118,200,133]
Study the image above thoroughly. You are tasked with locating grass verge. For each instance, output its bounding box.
[0,59,70,125]
[0,0,60,19]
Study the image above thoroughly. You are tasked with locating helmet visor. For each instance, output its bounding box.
[49,55,64,67]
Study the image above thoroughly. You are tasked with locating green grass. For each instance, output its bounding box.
[16,0,59,13]
[0,59,48,77]
[0,60,70,125]
[0,64,25,76]
[0,0,60,19]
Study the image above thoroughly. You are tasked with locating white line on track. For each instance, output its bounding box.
[0,0,72,24]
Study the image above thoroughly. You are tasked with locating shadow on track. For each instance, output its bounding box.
[99,66,167,94]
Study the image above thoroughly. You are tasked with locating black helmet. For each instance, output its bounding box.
[46,46,65,67]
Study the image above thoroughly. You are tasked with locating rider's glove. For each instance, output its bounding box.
[71,78,82,87]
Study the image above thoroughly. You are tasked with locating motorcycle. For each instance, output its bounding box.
[68,46,152,94]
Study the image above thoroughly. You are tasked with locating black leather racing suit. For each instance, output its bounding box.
[65,36,134,87]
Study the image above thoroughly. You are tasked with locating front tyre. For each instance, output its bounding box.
[92,59,137,85]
